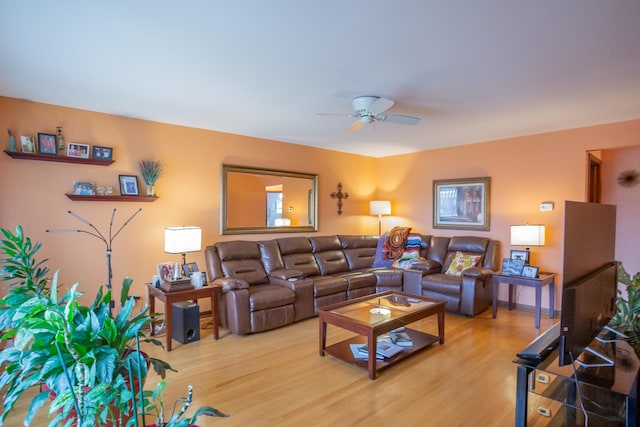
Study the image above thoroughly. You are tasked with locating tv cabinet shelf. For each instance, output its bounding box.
[4,150,114,166]
[65,194,158,202]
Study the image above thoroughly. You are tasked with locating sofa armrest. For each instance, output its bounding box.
[269,269,305,281]
[462,267,494,281]
[270,276,315,321]
[459,271,493,316]
[212,277,250,293]
[402,269,424,295]
[410,260,442,274]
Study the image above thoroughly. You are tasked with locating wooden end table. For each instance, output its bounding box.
[492,272,556,329]
[146,284,220,351]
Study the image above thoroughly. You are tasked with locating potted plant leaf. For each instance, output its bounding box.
[610,262,640,357]
[139,380,228,427]
[0,226,174,426]
[139,160,163,197]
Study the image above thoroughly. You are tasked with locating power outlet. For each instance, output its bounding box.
[537,406,552,417]
[536,373,550,384]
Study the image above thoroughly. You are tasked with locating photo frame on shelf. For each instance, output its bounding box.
[37,132,57,155]
[92,145,113,160]
[73,182,95,195]
[182,262,199,277]
[157,262,176,282]
[510,249,530,265]
[119,175,139,196]
[502,258,525,276]
[433,177,490,231]
[522,265,539,278]
[20,136,35,153]
[67,142,90,159]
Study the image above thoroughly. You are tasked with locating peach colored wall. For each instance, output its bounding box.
[602,145,640,277]
[2,96,639,314]
[0,97,377,308]
[375,120,640,310]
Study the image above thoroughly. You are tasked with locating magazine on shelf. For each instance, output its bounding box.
[350,343,383,360]
[390,331,413,347]
[358,341,404,359]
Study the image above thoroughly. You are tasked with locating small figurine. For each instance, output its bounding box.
[7,128,16,152]
[56,126,64,153]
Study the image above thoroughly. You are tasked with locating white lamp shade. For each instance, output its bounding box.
[510,225,545,246]
[370,200,391,216]
[164,226,202,254]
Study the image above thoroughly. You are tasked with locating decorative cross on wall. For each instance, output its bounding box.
[330,182,349,215]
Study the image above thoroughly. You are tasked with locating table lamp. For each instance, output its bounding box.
[165,226,202,267]
[510,224,545,264]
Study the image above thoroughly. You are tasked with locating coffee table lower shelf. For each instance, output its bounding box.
[324,328,441,374]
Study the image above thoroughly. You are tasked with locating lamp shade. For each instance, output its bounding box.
[370,200,391,216]
[164,226,202,254]
[510,225,545,246]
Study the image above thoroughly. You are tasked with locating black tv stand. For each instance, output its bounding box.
[514,336,639,426]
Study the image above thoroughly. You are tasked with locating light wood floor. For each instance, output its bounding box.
[6,305,555,426]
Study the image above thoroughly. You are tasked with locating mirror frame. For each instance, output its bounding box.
[221,164,319,235]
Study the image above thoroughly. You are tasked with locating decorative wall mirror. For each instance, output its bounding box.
[221,164,318,235]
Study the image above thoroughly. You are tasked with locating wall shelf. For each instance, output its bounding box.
[65,194,158,202]
[4,150,114,166]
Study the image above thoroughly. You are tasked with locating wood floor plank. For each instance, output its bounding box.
[3,307,555,426]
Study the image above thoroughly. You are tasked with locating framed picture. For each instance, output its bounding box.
[20,136,35,153]
[522,265,539,278]
[67,142,90,159]
[182,262,199,277]
[92,145,113,160]
[73,182,95,195]
[502,258,525,276]
[37,132,57,155]
[510,249,530,265]
[157,262,177,282]
[119,175,139,196]
[433,177,490,231]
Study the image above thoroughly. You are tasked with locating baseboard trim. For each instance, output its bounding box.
[495,300,559,318]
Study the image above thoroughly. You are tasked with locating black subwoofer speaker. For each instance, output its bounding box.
[171,301,200,344]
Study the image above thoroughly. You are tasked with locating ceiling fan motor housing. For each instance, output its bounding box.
[352,96,380,116]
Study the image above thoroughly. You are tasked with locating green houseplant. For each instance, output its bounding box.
[0,226,173,426]
[140,381,228,427]
[139,160,163,196]
[610,262,640,356]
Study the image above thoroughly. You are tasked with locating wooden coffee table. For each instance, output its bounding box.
[318,291,445,379]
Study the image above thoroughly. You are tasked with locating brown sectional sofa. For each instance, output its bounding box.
[204,234,499,335]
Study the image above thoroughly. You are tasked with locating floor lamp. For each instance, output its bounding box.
[370,200,391,236]
[47,208,143,312]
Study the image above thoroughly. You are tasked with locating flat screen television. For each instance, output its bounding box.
[558,261,618,366]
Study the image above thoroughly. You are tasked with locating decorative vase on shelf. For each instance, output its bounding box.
[145,184,156,197]
[139,160,163,198]
[7,128,15,152]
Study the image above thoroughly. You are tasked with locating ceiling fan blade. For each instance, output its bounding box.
[314,113,358,118]
[369,97,395,114]
[379,114,421,125]
[348,120,366,132]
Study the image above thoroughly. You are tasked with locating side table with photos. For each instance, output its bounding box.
[491,272,556,329]
[146,284,220,351]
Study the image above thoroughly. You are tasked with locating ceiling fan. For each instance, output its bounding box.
[316,96,421,131]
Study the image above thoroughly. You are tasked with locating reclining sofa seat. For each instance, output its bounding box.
[204,240,296,335]
[404,236,499,316]
[276,236,349,313]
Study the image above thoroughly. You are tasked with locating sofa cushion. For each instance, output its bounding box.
[310,275,348,297]
[277,237,322,276]
[339,235,378,270]
[444,251,482,276]
[249,285,296,311]
[310,236,350,275]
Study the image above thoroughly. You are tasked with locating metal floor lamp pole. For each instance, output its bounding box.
[47,208,142,313]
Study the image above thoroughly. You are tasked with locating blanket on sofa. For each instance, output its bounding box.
[373,226,423,269]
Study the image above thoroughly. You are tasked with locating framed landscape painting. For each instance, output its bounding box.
[433,177,490,231]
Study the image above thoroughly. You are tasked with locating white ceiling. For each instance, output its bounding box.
[1,1,639,158]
